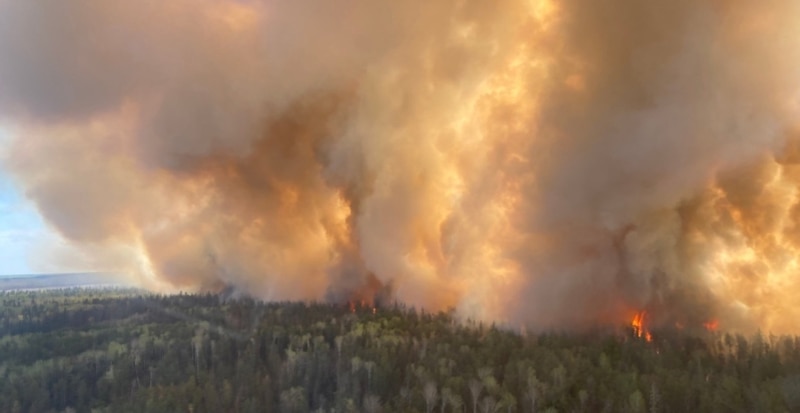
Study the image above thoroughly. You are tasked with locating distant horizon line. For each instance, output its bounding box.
[0,271,121,278]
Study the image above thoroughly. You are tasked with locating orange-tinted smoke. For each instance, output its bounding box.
[3,0,800,333]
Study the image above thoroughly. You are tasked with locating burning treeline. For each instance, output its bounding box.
[2,0,800,333]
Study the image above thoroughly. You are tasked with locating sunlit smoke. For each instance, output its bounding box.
[3,0,800,333]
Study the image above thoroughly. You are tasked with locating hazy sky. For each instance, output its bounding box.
[0,128,54,275]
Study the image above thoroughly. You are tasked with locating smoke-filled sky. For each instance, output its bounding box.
[3,0,800,333]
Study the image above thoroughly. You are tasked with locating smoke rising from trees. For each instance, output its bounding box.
[3,0,800,332]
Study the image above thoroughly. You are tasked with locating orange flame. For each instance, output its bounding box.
[631,311,652,342]
[703,319,719,331]
[346,300,376,314]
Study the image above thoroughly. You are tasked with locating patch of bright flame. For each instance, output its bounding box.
[703,319,719,331]
[631,311,652,342]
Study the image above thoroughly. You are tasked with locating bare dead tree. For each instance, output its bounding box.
[469,379,484,413]
[424,381,439,413]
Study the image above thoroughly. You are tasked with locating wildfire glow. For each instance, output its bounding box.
[703,320,719,332]
[631,311,653,342]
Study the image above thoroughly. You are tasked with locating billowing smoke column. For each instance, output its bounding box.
[3,0,800,333]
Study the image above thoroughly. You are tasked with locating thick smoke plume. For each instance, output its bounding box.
[3,0,800,332]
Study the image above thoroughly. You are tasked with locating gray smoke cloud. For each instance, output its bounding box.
[3,0,800,332]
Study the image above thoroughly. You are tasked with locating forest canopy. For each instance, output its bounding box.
[0,288,798,413]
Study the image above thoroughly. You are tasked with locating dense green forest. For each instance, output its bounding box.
[1,289,799,413]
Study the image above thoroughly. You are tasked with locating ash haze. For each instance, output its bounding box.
[3,0,800,333]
